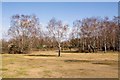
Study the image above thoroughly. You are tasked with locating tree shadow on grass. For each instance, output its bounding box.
[64,59,117,66]
[61,50,79,53]
[64,59,91,62]
[26,54,57,57]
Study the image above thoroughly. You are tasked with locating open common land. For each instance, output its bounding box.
[0,51,118,78]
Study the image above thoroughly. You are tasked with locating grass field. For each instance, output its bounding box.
[0,51,118,78]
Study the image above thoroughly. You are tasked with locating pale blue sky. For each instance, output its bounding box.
[1,2,118,39]
[1,0,119,2]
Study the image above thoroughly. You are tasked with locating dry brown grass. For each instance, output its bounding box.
[1,51,118,78]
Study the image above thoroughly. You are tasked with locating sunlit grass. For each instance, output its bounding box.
[1,51,118,78]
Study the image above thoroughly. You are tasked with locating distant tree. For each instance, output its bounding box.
[47,18,68,56]
[72,20,82,51]
[113,16,120,51]
[71,17,120,53]
[8,14,40,53]
[72,17,100,52]
[1,39,9,53]
[6,15,120,54]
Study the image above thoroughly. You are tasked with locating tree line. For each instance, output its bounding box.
[1,14,120,56]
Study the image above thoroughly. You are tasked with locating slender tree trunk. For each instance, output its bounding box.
[58,43,61,57]
[93,37,96,53]
[82,37,85,51]
[118,35,120,52]
[118,19,120,52]
[78,39,81,52]
[115,25,120,52]
[21,36,24,53]
[104,42,107,53]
